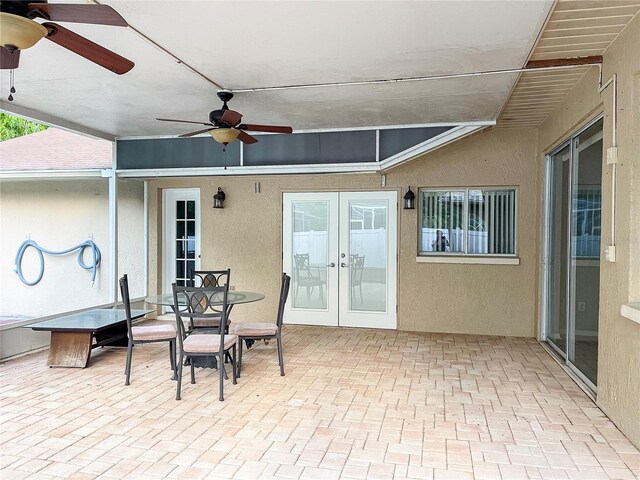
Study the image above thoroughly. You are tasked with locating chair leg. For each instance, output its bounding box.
[277,335,284,376]
[176,354,183,400]
[124,342,133,386]
[237,337,243,378]
[190,360,196,384]
[169,341,176,380]
[219,354,224,401]
[231,344,237,385]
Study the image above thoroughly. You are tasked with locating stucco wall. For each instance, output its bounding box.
[0,179,112,320]
[0,178,145,359]
[538,14,640,447]
[147,127,539,337]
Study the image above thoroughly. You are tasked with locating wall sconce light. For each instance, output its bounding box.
[213,187,226,209]
[403,187,415,210]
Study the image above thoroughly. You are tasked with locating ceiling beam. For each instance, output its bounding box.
[525,55,602,69]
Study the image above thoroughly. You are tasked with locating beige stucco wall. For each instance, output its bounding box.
[147,126,539,337]
[538,14,640,447]
[0,179,112,319]
[0,177,145,359]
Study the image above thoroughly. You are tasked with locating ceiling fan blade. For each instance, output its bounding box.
[179,128,214,138]
[29,4,128,26]
[241,124,293,134]
[157,118,213,126]
[1,47,20,69]
[220,110,242,126]
[42,22,134,74]
[237,131,258,144]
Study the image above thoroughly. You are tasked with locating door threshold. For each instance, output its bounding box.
[539,341,596,402]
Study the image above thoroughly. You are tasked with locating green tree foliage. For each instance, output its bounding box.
[0,113,48,141]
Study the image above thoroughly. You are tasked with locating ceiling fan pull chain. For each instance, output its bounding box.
[8,70,16,101]
[223,146,227,170]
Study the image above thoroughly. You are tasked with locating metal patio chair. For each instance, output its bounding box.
[172,282,238,401]
[188,269,230,331]
[235,273,291,378]
[120,274,177,386]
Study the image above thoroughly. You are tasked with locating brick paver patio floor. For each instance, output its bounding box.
[1,325,638,479]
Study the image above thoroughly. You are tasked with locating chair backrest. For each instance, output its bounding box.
[172,282,230,350]
[192,269,230,288]
[276,273,291,329]
[351,255,365,284]
[119,274,134,336]
[294,253,312,278]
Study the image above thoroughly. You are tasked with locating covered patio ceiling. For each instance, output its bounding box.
[0,0,554,140]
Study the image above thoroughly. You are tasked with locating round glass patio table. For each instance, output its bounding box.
[146,291,264,369]
[145,291,265,310]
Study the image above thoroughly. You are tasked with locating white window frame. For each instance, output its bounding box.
[418,186,519,258]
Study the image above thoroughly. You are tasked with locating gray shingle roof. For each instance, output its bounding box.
[0,128,112,171]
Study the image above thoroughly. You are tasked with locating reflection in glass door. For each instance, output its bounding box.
[545,118,602,391]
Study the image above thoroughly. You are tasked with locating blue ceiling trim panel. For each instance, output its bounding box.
[379,127,452,159]
[116,137,240,169]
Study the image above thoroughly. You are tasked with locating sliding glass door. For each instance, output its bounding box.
[545,117,603,391]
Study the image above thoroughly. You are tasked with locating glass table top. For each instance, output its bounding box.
[146,291,265,308]
[28,308,152,332]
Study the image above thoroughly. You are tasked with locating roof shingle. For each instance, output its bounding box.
[0,128,112,171]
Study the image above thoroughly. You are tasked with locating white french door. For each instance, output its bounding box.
[162,189,201,296]
[283,191,397,329]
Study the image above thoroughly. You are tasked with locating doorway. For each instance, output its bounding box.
[162,189,201,296]
[283,191,397,329]
[544,117,603,391]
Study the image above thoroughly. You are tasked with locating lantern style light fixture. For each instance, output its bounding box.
[403,187,416,210]
[213,187,226,209]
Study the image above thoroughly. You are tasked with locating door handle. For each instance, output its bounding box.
[327,262,336,268]
[340,262,349,268]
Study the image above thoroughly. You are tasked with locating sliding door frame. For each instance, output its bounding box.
[542,114,603,395]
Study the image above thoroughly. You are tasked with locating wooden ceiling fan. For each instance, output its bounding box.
[0,1,134,75]
[157,90,293,145]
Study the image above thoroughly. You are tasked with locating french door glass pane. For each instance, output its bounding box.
[570,119,602,385]
[548,144,570,355]
[348,200,386,312]
[292,201,328,310]
[177,200,185,219]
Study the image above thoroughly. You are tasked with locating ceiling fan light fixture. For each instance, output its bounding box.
[0,13,47,50]
[210,128,240,145]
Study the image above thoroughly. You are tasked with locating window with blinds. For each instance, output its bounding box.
[419,188,517,255]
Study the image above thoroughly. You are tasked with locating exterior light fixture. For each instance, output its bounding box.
[213,187,226,209]
[0,13,47,50]
[403,187,415,210]
[210,128,240,145]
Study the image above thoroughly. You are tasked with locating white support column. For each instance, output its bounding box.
[143,180,149,297]
[109,144,119,305]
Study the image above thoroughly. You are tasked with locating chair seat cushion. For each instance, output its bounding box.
[132,324,176,341]
[183,334,238,353]
[235,322,278,337]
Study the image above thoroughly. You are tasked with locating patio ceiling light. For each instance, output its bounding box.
[209,128,240,145]
[0,13,47,50]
